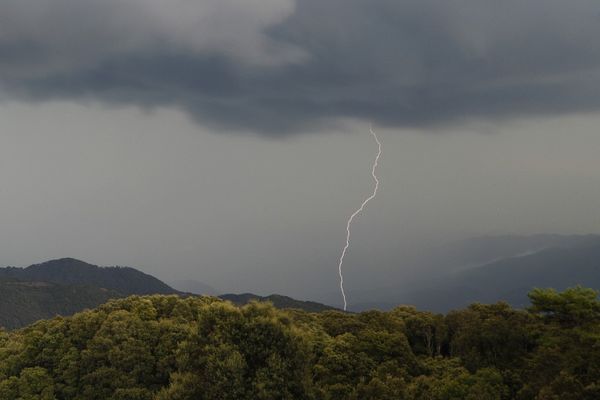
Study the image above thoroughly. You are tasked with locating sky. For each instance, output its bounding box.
[2,1,600,305]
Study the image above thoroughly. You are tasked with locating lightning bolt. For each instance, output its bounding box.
[337,126,382,311]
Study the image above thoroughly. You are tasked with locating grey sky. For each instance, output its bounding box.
[2,0,600,132]
[1,1,600,305]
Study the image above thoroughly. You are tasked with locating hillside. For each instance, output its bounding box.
[0,258,179,295]
[220,293,337,312]
[0,258,338,329]
[0,280,119,329]
[0,288,598,399]
[0,258,179,329]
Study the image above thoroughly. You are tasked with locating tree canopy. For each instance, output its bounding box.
[0,287,599,399]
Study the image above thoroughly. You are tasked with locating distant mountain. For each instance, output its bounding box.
[0,280,120,329]
[220,293,338,312]
[169,279,219,295]
[440,243,600,309]
[326,234,600,309]
[351,235,600,312]
[0,258,179,295]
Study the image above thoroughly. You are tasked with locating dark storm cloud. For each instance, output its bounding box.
[2,0,600,133]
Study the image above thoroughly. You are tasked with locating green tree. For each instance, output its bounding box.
[529,286,600,327]
[446,302,537,371]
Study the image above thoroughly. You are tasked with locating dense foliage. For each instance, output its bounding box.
[220,293,336,313]
[0,287,599,399]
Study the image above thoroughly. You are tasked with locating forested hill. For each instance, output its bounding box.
[220,293,338,312]
[0,258,337,329]
[0,280,119,329]
[0,287,598,399]
[0,258,179,295]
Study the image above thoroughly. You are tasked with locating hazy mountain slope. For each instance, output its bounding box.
[333,234,600,309]
[0,280,120,329]
[352,241,600,312]
[220,293,338,312]
[448,244,600,306]
[0,258,179,295]
[410,234,600,275]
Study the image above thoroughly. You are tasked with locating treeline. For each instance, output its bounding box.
[0,287,599,399]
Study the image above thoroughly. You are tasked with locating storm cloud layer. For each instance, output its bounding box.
[2,0,600,133]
